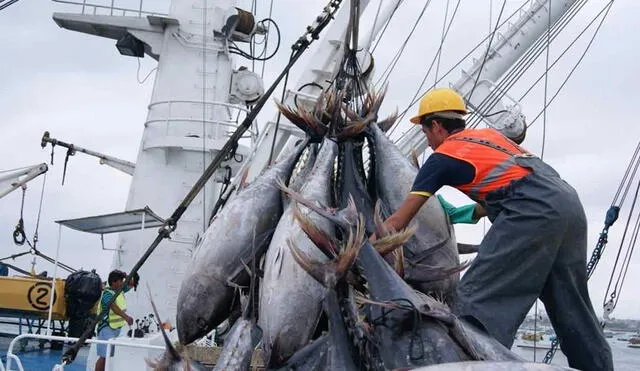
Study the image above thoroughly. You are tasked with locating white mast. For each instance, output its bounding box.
[52,0,260,323]
[395,0,578,156]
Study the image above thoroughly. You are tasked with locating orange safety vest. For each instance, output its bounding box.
[435,128,533,201]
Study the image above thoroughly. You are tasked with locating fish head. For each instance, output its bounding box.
[176,273,234,344]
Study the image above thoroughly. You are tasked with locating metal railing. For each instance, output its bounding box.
[5,333,165,371]
[145,100,259,143]
[51,0,167,17]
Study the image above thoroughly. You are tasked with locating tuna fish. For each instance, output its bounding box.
[371,119,464,301]
[278,186,523,370]
[258,138,338,367]
[176,139,308,345]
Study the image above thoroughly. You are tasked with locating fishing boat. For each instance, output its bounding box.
[1,0,638,370]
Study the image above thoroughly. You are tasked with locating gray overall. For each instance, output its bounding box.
[452,150,613,371]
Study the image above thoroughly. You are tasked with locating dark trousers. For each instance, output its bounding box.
[454,158,613,371]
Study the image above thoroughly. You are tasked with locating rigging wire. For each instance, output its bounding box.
[260,0,276,78]
[541,0,552,160]
[392,0,528,132]
[516,2,611,103]
[534,3,552,356]
[370,1,403,54]
[466,0,507,103]
[466,0,591,129]
[0,0,20,11]
[202,0,208,234]
[387,0,462,138]
[526,1,614,129]
[374,0,432,88]
[32,172,47,247]
[434,0,451,85]
[367,0,384,50]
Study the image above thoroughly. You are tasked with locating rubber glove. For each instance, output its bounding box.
[436,194,479,224]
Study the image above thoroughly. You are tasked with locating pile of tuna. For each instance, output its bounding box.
[150,90,571,370]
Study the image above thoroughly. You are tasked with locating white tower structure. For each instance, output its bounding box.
[53,0,262,323]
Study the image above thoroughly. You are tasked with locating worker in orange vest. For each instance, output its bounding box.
[378,88,613,371]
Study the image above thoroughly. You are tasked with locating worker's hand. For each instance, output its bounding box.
[436,195,480,224]
[126,315,134,326]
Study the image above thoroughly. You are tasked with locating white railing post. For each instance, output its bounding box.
[46,224,63,336]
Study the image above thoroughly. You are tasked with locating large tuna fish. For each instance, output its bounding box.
[176,139,308,345]
[279,188,523,370]
[258,138,338,367]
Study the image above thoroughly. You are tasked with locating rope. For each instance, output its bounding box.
[33,172,47,246]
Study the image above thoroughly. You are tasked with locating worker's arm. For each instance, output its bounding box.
[473,203,487,220]
[110,303,133,325]
[374,194,429,238]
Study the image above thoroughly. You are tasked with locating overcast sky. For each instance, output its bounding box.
[1,0,639,320]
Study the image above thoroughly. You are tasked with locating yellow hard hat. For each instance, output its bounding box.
[410,88,468,124]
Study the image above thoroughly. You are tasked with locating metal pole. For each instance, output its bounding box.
[46,224,63,336]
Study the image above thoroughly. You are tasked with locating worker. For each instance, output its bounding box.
[94,270,137,371]
[377,88,613,371]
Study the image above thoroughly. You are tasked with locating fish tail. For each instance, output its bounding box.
[372,226,415,256]
[275,100,327,142]
[146,285,183,364]
[372,200,415,256]
[405,260,472,283]
[289,214,365,287]
[277,179,358,229]
[293,205,339,259]
[377,110,398,132]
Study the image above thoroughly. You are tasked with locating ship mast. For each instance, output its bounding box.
[52,0,262,323]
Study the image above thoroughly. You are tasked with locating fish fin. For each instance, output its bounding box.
[293,205,339,259]
[393,246,405,277]
[405,260,472,283]
[410,149,420,169]
[377,110,398,133]
[277,178,357,229]
[146,284,182,361]
[457,243,479,254]
[373,200,391,238]
[275,100,327,141]
[289,215,364,287]
[372,225,416,256]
